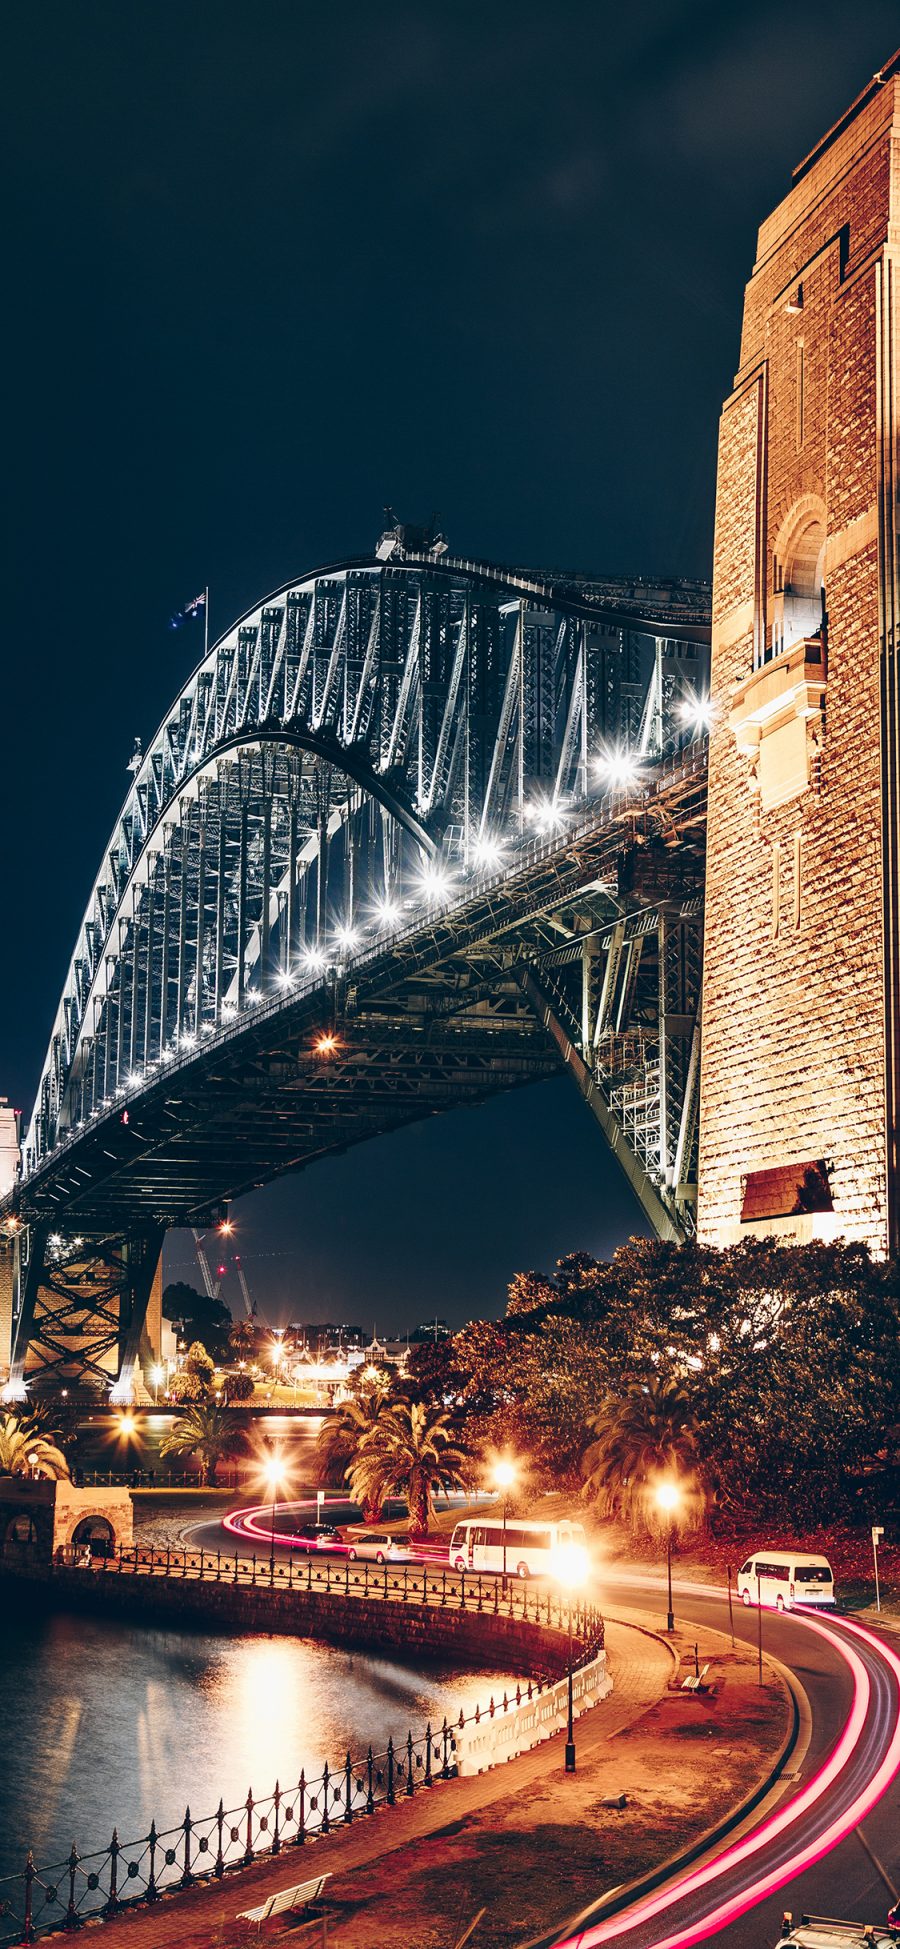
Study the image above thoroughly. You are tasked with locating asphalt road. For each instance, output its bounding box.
[183,1503,900,1949]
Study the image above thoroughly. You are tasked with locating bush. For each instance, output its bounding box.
[225,1369,255,1402]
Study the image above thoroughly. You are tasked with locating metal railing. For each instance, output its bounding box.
[37,1542,602,1634]
[0,1607,603,1944]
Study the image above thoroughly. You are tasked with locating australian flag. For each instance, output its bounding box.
[170,591,206,629]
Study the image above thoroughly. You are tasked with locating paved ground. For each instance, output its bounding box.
[79,1614,788,1949]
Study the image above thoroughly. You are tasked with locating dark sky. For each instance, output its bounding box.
[3,3,898,1329]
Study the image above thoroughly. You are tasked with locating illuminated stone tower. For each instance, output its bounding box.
[699,56,900,1253]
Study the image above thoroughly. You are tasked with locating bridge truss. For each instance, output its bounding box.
[1,548,709,1396]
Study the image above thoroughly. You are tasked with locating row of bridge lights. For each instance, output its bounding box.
[35,695,714,1144]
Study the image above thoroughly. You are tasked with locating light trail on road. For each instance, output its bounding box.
[550,1608,900,1949]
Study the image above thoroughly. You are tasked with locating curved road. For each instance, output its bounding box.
[186,1505,900,1948]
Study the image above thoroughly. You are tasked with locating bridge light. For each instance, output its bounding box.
[679,694,714,732]
[471,836,503,869]
[302,947,327,972]
[278,968,294,989]
[218,1217,234,1236]
[527,796,565,835]
[334,923,360,953]
[419,863,453,904]
[593,749,638,790]
[373,898,401,927]
[314,1030,339,1057]
[127,1071,142,1089]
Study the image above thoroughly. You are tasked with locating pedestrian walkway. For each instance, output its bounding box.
[80,1617,674,1949]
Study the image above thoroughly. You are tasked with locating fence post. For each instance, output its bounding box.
[477,1575,483,1614]
[321,1761,331,1836]
[180,1807,193,1886]
[366,1746,375,1814]
[441,1718,451,1778]
[146,1820,159,1902]
[441,1569,447,1607]
[199,1549,204,1580]
[344,1752,353,1825]
[403,1564,409,1604]
[233,1552,239,1586]
[23,1850,35,1944]
[243,1790,254,1865]
[216,1550,221,1583]
[406,1731,415,1798]
[272,1781,282,1854]
[104,1827,120,1915]
[63,1843,79,1931]
[383,1559,388,1600]
[214,1800,225,1877]
[252,1554,257,1587]
[424,1723,433,1788]
[386,1737,395,1806]
[296,1771,306,1846]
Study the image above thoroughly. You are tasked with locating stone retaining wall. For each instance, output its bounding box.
[0,1562,580,1678]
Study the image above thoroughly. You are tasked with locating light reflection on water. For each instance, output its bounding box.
[0,1609,511,1878]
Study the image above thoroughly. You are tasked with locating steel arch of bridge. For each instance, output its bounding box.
[3,548,710,1397]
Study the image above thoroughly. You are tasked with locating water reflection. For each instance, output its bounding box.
[0,1608,510,1877]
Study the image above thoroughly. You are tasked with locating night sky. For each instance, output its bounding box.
[4,3,898,1330]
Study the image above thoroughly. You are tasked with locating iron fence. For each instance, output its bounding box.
[42,1542,602,1633]
[0,1637,604,1945]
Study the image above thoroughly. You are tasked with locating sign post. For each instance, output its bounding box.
[872,1525,884,1613]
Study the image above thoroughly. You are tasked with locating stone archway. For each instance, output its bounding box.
[773,497,827,656]
[70,1513,115,1559]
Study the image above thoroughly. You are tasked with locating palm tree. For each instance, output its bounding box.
[0,1411,70,1480]
[581,1375,706,1535]
[159,1404,244,1485]
[347,1399,470,1540]
[316,1381,391,1519]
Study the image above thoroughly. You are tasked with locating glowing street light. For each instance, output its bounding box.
[302,946,327,973]
[151,1365,164,1407]
[492,1458,517,1588]
[373,897,401,928]
[333,922,360,953]
[553,1540,590,1773]
[263,1453,287,1579]
[655,1478,682,1634]
[313,1030,339,1057]
[471,835,503,870]
[117,1411,136,1440]
[419,863,453,905]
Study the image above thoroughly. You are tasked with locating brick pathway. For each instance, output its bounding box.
[77,1616,673,1949]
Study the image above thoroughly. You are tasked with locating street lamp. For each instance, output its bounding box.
[151,1366,164,1407]
[492,1459,517,1589]
[263,1454,286,1580]
[655,1479,682,1634]
[553,1541,590,1773]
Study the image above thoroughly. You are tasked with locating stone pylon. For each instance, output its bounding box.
[699,55,900,1253]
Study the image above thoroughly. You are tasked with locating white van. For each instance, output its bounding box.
[449,1518,586,1580]
[737,1551,835,1612]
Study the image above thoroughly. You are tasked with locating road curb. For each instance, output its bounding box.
[516,1613,802,1949]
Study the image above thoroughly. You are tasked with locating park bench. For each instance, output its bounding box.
[237,1874,331,1934]
[681,1662,711,1693]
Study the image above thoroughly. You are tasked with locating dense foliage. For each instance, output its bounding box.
[406,1239,900,1531]
[162,1282,233,1363]
[159,1405,245,1484]
[0,1410,70,1481]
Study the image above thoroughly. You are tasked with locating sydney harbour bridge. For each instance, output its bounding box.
[0,526,711,1398]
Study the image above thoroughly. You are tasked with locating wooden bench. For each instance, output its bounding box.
[237,1874,331,1933]
[681,1663,711,1693]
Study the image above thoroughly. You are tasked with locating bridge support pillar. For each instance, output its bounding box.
[700,67,900,1252]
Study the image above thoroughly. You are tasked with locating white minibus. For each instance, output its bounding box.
[736,1550,835,1611]
[449,1518,586,1579]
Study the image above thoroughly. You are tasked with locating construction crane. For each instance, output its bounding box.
[191,1226,255,1319]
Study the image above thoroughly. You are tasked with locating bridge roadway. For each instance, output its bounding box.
[184,1514,900,1948]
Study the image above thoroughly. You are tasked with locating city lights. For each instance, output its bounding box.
[313,1030,339,1057]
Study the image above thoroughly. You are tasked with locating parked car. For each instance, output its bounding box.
[287,1522,342,1551]
[344,1531,416,1564]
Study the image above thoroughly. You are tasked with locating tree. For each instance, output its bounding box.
[159,1405,245,1484]
[317,1378,391,1515]
[229,1319,257,1360]
[163,1282,233,1362]
[169,1340,216,1403]
[0,1411,70,1480]
[505,1270,558,1319]
[347,1399,470,1539]
[224,1368,255,1402]
[581,1376,707,1535]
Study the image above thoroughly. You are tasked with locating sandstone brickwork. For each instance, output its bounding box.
[699,63,900,1252]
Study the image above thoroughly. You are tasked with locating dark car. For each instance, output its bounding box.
[288,1522,341,1550]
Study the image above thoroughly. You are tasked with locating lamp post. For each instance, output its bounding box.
[492,1459,517,1590]
[553,1542,590,1773]
[264,1455,286,1581]
[151,1366,163,1407]
[654,1480,681,1634]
